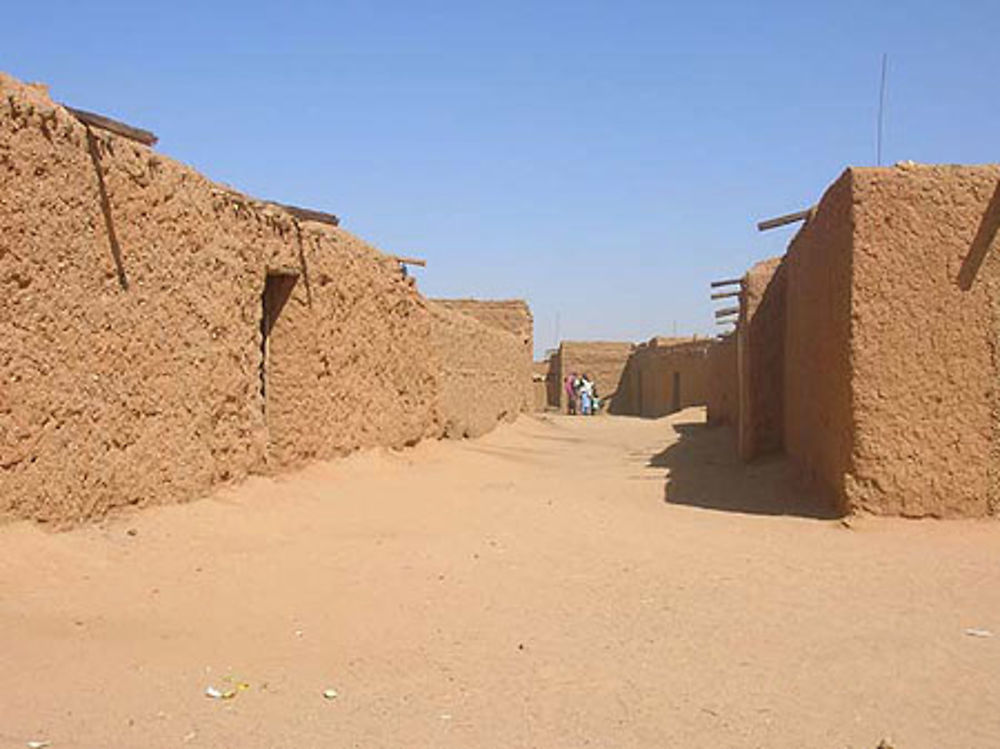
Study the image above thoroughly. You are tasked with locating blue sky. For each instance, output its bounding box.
[5,1,999,357]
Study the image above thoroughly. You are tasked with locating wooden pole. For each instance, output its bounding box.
[757,207,814,232]
[715,306,739,319]
[711,290,740,300]
[710,278,742,288]
[64,106,158,146]
[390,255,427,267]
[275,203,340,226]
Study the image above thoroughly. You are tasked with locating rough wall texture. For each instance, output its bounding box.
[531,360,550,412]
[429,303,527,438]
[557,341,635,412]
[706,335,738,427]
[783,171,856,512]
[847,165,1000,517]
[738,257,786,460]
[616,338,711,417]
[0,72,517,524]
[432,299,533,411]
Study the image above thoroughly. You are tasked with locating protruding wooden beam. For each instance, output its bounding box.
[757,206,815,232]
[711,290,741,300]
[276,203,340,226]
[715,306,739,319]
[710,278,742,288]
[715,319,737,326]
[64,106,158,146]
[390,255,427,267]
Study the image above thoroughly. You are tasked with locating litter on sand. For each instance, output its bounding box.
[323,688,338,699]
[205,686,236,700]
[964,628,994,638]
[26,742,51,749]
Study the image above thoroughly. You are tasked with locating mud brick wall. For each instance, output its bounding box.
[617,338,710,417]
[557,341,635,413]
[737,257,786,460]
[706,335,737,427]
[783,171,856,512]
[433,299,533,411]
[0,72,521,524]
[847,165,1000,517]
[429,303,528,437]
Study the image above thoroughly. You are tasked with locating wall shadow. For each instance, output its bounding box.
[649,419,840,519]
[84,124,128,290]
[958,180,1000,291]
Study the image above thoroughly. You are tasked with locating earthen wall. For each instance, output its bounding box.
[706,335,737,426]
[737,257,786,460]
[617,339,710,417]
[433,298,534,411]
[783,171,856,511]
[557,341,635,412]
[847,165,1000,517]
[0,73,519,524]
[429,303,527,437]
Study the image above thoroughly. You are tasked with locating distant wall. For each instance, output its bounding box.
[617,339,711,417]
[738,257,786,460]
[429,303,528,438]
[783,171,856,511]
[847,165,1000,517]
[432,299,534,411]
[557,341,635,412]
[531,360,550,412]
[706,335,738,427]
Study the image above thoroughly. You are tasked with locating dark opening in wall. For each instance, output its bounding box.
[260,272,299,413]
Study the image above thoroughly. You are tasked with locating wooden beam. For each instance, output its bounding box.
[715,319,737,326]
[715,306,739,319]
[390,255,427,267]
[757,206,815,232]
[64,106,158,146]
[276,203,340,226]
[711,290,740,300]
[710,278,742,288]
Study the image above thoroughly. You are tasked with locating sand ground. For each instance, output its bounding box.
[2,409,999,749]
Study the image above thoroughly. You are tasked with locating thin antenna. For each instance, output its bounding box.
[877,53,888,166]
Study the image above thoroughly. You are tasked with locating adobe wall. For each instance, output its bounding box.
[531,360,550,412]
[737,257,786,460]
[542,353,561,409]
[783,171,856,512]
[429,303,527,438]
[706,335,737,427]
[847,165,1000,517]
[432,298,534,411]
[618,338,711,417]
[557,341,635,412]
[0,72,515,525]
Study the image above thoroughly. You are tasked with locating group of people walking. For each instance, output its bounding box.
[564,373,600,415]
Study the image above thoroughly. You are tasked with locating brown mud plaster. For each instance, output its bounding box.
[616,338,711,417]
[738,257,785,460]
[83,124,128,290]
[0,71,521,525]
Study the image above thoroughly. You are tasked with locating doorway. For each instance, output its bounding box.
[260,272,298,414]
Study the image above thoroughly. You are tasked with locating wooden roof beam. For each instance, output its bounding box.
[64,105,158,146]
[757,206,815,232]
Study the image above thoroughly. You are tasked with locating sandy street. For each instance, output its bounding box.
[2,409,999,749]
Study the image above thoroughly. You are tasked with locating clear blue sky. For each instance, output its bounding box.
[5,1,999,357]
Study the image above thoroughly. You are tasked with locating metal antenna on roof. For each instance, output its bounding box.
[877,53,888,166]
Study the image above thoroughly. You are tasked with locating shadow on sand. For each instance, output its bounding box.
[649,419,840,520]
